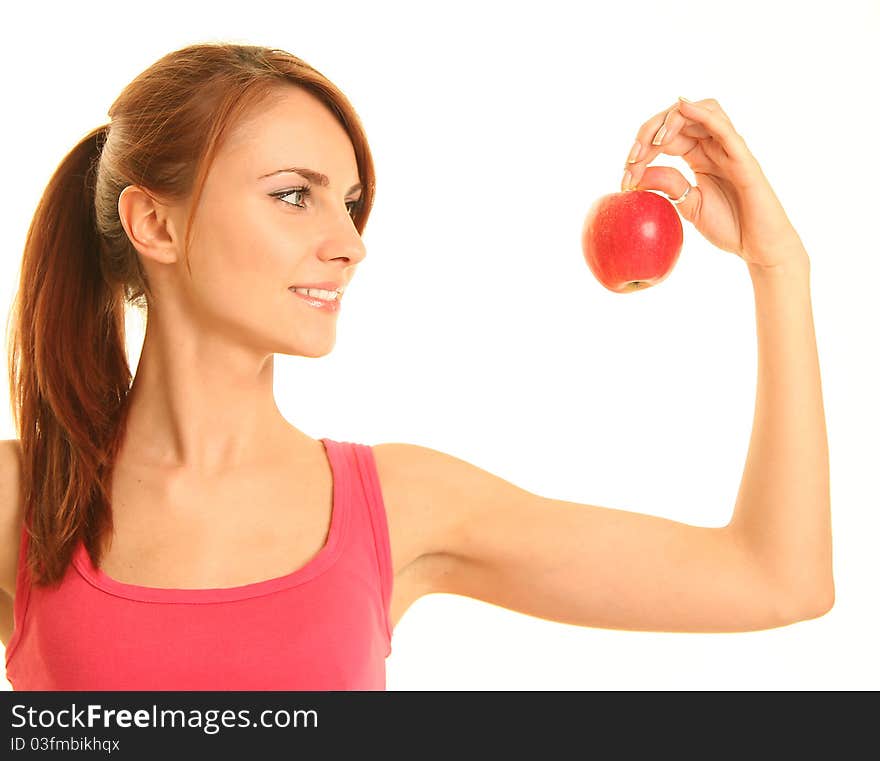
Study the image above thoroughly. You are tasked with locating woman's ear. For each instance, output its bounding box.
[117,185,181,265]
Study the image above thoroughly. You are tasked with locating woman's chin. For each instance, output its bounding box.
[282,339,336,359]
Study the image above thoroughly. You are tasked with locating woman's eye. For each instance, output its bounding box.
[272,186,361,218]
[273,186,311,208]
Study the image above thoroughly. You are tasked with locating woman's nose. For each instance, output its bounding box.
[321,214,367,264]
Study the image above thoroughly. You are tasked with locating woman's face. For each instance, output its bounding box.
[168,85,367,358]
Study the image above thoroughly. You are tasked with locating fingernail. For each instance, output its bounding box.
[678,95,693,103]
[651,124,667,146]
[626,141,641,164]
[621,170,632,191]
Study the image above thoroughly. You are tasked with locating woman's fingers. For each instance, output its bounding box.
[674,98,748,158]
[652,109,713,145]
[624,102,709,170]
[650,105,679,146]
[623,98,756,190]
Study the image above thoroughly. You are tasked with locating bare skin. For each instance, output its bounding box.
[96,429,426,630]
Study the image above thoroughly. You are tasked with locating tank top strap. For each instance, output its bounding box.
[321,438,394,653]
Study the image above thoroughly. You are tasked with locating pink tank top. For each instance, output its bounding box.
[4,438,394,690]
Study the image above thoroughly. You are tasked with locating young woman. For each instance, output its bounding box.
[0,42,832,690]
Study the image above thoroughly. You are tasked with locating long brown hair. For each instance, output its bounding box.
[5,42,377,587]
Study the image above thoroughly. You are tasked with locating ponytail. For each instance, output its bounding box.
[6,124,134,587]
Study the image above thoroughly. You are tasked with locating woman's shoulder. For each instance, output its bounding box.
[0,438,25,600]
[370,442,480,578]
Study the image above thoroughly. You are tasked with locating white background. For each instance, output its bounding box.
[1,0,877,690]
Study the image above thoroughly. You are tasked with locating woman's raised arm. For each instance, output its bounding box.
[371,97,833,634]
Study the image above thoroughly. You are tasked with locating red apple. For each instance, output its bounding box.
[581,190,683,293]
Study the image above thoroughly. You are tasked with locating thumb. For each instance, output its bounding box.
[632,165,699,222]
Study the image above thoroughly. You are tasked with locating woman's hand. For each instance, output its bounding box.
[622,97,809,272]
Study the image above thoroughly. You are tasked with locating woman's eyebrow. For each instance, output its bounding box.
[258,166,362,194]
